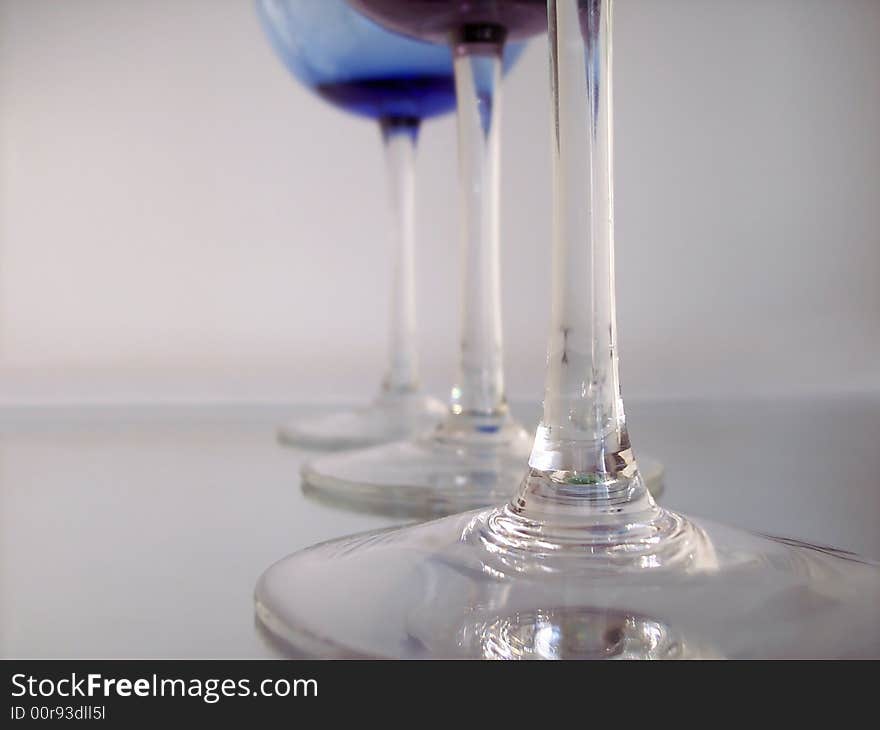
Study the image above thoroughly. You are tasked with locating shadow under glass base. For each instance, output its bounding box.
[301,436,665,517]
[255,502,880,659]
[277,392,446,451]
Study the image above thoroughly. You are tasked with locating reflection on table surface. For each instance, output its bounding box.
[1,394,878,658]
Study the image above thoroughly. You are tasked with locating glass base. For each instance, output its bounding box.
[255,503,880,659]
[300,417,534,516]
[301,433,664,517]
[277,391,446,451]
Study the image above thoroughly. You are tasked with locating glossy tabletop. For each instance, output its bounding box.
[2,395,878,658]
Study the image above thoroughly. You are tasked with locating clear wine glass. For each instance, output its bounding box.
[255,0,880,658]
[257,0,454,449]
[298,0,662,514]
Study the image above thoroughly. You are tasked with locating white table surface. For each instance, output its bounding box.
[2,395,878,658]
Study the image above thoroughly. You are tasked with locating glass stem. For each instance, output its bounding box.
[446,31,509,428]
[529,0,640,487]
[380,116,421,396]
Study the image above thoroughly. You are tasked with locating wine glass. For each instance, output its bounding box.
[255,0,880,658]
[298,0,661,514]
[257,0,452,449]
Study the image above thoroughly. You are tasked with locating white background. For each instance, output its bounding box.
[1,0,878,406]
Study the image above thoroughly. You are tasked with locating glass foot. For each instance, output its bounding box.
[277,392,446,450]
[300,418,534,516]
[255,503,880,659]
[301,435,664,517]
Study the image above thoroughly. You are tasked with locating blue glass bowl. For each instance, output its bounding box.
[256,0,525,121]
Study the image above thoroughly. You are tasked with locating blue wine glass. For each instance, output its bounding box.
[258,0,455,450]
